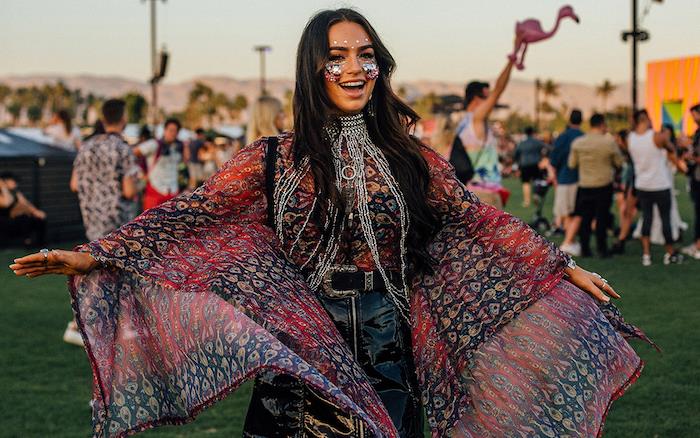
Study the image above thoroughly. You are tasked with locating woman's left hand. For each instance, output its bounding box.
[564,265,620,303]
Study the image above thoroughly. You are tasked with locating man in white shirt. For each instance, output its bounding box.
[627,109,685,266]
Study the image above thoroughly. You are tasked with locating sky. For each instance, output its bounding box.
[1,0,698,86]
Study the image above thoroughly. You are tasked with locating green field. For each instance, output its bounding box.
[1,175,698,437]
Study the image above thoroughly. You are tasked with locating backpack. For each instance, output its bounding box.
[448,132,475,184]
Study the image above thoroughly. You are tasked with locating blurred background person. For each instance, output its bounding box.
[0,172,46,248]
[134,118,184,210]
[246,95,285,145]
[449,56,517,208]
[551,109,583,254]
[68,98,140,346]
[634,124,688,245]
[215,137,241,166]
[197,135,219,181]
[514,125,546,208]
[186,127,206,189]
[681,103,700,259]
[628,109,685,266]
[82,119,105,142]
[44,109,81,151]
[611,129,638,254]
[568,113,623,258]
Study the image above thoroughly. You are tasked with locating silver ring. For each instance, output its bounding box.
[40,248,49,264]
[592,272,609,284]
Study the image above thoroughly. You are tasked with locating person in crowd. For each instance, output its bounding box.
[246,96,286,145]
[568,113,623,258]
[681,103,700,259]
[67,98,140,346]
[611,129,638,254]
[197,135,220,180]
[635,124,688,245]
[514,126,546,207]
[550,109,584,254]
[0,172,46,247]
[83,119,105,142]
[44,109,81,151]
[627,109,685,265]
[11,9,651,438]
[186,128,206,189]
[134,118,184,210]
[214,137,240,166]
[449,50,520,208]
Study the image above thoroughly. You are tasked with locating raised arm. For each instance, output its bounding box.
[472,59,515,125]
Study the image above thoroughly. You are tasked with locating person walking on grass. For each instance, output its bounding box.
[627,109,686,266]
[568,113,623,258]
[514,126,546,208]
[551,109,584,255]
[681,103,700,260]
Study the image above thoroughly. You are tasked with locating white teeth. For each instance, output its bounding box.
[341,81,365,87]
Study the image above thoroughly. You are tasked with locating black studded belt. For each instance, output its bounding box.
[320,265,402,299]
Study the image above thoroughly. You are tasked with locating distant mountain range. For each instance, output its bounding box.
[0,74,643,117]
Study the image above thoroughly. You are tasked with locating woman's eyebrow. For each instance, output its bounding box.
[328,44,373,51]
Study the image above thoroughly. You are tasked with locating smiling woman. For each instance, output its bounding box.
[10,7,653,438]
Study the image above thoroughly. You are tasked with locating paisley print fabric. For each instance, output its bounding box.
[68,132,652,437]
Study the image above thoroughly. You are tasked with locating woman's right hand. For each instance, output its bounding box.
[9,250,99,278]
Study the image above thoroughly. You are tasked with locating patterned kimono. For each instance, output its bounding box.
[70,119,652,438]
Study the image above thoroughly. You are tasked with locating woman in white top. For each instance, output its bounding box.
[44,109,81,151]
[627,109,686,265]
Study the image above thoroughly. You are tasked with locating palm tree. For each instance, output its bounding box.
[0,83,12,125]
[596,79,617,114]
[123,92,149,124]
[186,82,230,128]
[541,79,560,111]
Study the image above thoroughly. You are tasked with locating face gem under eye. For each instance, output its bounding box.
[324,62,343,82]
[362,62,379,80]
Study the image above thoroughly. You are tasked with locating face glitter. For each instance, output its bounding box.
[323,55,380,82]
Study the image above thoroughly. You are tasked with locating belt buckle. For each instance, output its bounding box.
[322,264,360,299]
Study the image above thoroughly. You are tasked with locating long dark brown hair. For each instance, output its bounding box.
[292,8,439,274]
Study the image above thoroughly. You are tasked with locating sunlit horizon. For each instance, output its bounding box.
[2,0,699,86]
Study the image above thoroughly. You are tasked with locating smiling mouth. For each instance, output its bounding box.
[339,80,366,90]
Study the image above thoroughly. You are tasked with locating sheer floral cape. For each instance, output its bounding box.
[69,135,653,437]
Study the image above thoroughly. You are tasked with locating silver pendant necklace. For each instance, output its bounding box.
[273,113,411,319]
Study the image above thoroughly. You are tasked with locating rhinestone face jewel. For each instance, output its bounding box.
[324,59,380,82]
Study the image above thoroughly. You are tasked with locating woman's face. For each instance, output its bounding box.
[324,21,378,115]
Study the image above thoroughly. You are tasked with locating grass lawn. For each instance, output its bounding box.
[1,175,698,437]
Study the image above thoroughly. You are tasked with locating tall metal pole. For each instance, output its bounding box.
[631,0,638,113]
[260,50,266,96]
[150,0,159,126]
[254,46,271,96]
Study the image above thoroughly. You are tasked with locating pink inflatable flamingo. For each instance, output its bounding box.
[508,5,580,70]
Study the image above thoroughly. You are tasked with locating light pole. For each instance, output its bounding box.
[622,0,662,113]
[254,45,272,96]
[145,0,167,127]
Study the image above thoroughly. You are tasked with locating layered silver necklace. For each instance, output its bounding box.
[273,113,411,318]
